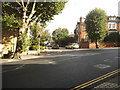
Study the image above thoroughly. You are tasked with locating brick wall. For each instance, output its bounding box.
[80,42,89,48]
[89,42,117,48]
[99,42,117,48]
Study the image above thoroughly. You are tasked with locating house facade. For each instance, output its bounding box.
[1,29,18,56]
[75,16,120,48]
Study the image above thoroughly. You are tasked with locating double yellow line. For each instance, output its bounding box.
[71,69,120,90]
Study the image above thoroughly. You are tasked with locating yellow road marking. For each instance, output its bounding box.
[71,69,120,90]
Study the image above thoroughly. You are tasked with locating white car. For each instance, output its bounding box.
[65,43,79,49]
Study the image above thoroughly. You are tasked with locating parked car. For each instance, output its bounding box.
[46,44,52,49]
[65,43,79,49]
[52,44,59,49]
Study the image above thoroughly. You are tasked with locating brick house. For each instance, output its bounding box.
[75,16,120,48]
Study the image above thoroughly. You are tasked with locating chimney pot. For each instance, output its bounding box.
[80,17,83,22]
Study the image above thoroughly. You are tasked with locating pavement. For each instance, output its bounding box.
[1,47,100,64]
[1,47,118,64]
[1,47,120,89]
[92,76,120,89]
[0,48,75,64]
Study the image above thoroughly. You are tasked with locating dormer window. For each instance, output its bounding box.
[109,17,116,20]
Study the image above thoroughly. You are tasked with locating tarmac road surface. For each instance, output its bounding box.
[2,48,120,89]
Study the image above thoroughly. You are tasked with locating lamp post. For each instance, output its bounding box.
[38,34,40,55]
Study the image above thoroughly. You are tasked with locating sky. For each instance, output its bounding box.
[46,0,120,34]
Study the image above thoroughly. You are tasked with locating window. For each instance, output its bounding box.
[109,24,111,29]
[109,17,116,20]
[84,25,87,32]
[84,34,89,42]
[108,22,116,29]
[112,24,115,28]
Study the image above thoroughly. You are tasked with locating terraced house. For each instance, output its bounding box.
[75,16,120,48]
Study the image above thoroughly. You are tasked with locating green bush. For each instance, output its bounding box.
[40,46,45,50]
[17,32,31,53]
[29,45,45,50]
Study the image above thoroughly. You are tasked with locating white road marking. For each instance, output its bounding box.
[94,64,111,69]
[114,57,120,59]
[104,59,113,63]
[104,59,110,61]
[48,61,55,64]
[2,64,25,73]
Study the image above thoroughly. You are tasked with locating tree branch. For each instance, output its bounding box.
[30,14,41,26]
[26,0,36,25]
[21,0,25,8]
[16,0,22,7]
[26,0,30,8]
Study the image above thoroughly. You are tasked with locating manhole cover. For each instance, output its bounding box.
[94,64,111,69]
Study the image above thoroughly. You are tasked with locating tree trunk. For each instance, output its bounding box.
[13,52,21,59]
[13,26,28,59]
[13,32,22,59]
[95,41,99,48]
[13,38,21,59]
[12,1,36,59]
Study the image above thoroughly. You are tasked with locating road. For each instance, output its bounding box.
[2,48,120,89]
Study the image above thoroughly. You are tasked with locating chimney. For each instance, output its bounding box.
[80,17,83,22]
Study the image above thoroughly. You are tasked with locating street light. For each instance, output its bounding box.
[38,34,40,55]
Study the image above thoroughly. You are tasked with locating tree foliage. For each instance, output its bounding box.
[30,22,51,46]
[52,28,69,46]
[74,28,78,42]
[62,35,77,45]
[17,32,31,53]
[104,32,120,42]
[1,13,22,30]
[2,1,66,58]
[85,8,107,48]
[2,2,66,26]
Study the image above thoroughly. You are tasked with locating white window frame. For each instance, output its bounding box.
[109,17,116,20]
[108,22,117,29]
[84,34,88,42]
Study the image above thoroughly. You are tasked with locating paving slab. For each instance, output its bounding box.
[92,76,120,89]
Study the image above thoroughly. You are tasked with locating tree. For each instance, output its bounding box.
[74,28,78,42]
[85,8,107,48]
[30,22,51,46]
[52,28,69,46]
[2,1,66,58]
[2,13,22,30]
[63,35,76,45]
